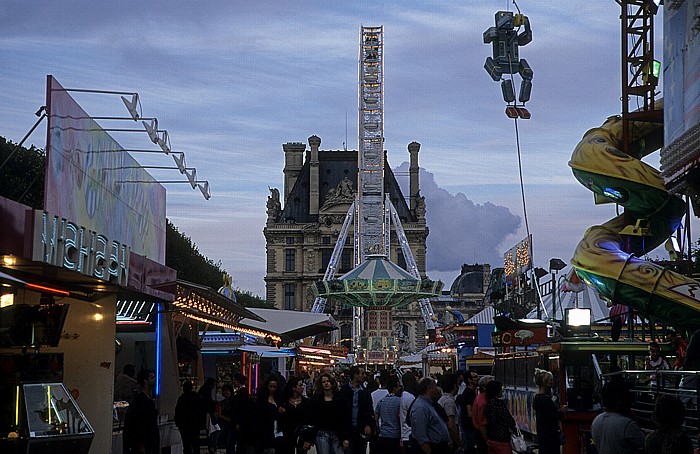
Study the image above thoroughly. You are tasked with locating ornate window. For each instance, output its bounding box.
[284,283,295,310]
[285,249,296,272]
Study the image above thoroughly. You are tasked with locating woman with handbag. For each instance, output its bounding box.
[483,380,517,454]
[532,369,564,454]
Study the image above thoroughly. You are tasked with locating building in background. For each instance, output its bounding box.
[264,135,431,352]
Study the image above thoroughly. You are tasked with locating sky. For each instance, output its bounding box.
[0,1,671,297]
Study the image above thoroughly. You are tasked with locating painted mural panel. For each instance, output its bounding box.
[44,76,166,263]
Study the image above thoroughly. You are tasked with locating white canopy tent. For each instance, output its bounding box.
[527,284,612,323]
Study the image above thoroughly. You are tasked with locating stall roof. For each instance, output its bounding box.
[237,345,296,357]
[465,305,496,324]
[237,309,339,342]
[175,280,266,323]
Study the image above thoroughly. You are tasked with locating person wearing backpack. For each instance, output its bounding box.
[375,376,403,454]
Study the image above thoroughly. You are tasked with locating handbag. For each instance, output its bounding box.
[510,426,527,453]
[206,413,221,435]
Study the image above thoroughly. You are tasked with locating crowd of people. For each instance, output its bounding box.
[163,366,565,454]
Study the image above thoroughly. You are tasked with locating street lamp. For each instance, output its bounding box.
[549,258,566,320]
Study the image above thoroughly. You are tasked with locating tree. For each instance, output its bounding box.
[0,136,45,209]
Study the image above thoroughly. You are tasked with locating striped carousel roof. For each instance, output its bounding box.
[339,254,417,280]
[312,255,442,308]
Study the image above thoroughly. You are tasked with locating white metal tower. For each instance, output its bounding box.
[312,26,435,350]
[357,26,386,260]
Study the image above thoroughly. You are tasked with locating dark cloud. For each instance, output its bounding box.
[394,162,520,271]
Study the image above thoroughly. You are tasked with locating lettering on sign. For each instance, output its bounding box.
[34,211,130,286]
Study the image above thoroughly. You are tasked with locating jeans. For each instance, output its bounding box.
[316,430,344,454]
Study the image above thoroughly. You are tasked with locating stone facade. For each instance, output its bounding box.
[263,135,430,352]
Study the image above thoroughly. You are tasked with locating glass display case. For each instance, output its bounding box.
[0,382,94,454]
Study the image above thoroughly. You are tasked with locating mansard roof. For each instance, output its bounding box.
[278,149,415,224]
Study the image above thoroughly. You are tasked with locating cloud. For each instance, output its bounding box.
[394,162,520,272]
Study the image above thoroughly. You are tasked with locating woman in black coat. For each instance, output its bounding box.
[250,375,281,454]
[532,369,564,454]
[305,372,351,454]
[277,376,312,454]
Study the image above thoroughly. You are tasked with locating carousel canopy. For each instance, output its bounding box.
[312,254,443,308]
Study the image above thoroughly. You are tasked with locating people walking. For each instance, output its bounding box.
[483,380,516,454]
[400,371,418,454]
[471,376,493,454]
[532,369,564,454]
[198,377,220,454]
[217,384,235,453]
[456,371,478,454]
[175,380,206,454]
[277,376,311,454]
[249,375,281,454]
[374,375,403,454]
[437,373,461,452]
[231,373,252,454]
[591,381,645,454]
[339,366,375,454]
[123,369,159,454]
[305,372,351,454]
[408,377,451,454]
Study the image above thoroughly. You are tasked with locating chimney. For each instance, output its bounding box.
[283,142,305,204]
[308,135,321,215]
[408,141,420,210]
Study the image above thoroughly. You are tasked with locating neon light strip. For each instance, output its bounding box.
[47,386,51,424]
[155,303,162,396]
[27,283,70,296]
[15,385,19,425]
[182,313,281,343]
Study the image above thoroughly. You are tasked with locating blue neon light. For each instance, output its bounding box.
[155,302,162,396]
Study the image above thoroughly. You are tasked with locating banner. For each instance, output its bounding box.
[45,76,166,263]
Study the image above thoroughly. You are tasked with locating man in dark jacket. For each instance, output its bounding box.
[231,373,252,454]
[338,366,375,454]
[123,369,159,454]
[175,380,205,454]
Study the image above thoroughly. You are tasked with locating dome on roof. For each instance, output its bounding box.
[450,264,487,297]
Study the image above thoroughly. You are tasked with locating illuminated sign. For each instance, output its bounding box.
[33,211,130,286]
[503,234,533,281]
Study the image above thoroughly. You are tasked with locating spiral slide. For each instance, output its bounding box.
[569,112,700,331]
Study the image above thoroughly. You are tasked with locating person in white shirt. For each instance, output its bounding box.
[399,371,418,451]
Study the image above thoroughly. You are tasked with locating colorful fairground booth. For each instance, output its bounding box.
[0,76,260,454]
[198,308,339,393]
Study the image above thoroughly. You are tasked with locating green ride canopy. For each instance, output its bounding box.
[312,254,443,308]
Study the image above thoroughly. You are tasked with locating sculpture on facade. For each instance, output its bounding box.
[414,194,426,220]
[321,176,355,209]
[267,187,281,219]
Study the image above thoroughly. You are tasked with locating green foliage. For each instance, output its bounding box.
[0,136,45,209]
[165,220,271,307]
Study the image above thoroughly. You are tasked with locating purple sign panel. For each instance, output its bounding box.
[44,76,166,264]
